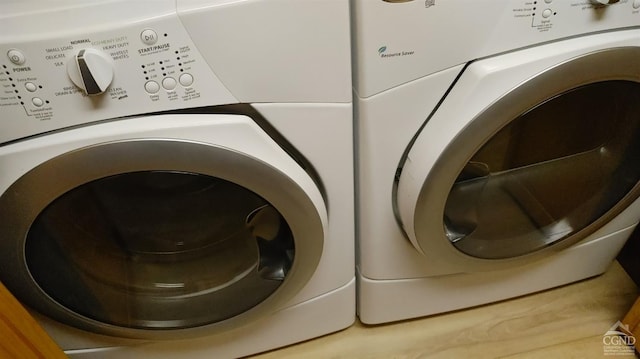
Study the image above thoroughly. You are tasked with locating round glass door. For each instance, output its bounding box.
[0,138,325,338]
[26,171,295,329]
[444,80,640,259]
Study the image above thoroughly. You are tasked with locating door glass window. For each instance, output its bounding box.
[26,171,294,330]
[444,81,640,259]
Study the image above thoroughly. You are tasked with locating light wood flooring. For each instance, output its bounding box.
[253,262,639,358]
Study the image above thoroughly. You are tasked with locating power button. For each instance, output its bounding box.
[7,49,26,65]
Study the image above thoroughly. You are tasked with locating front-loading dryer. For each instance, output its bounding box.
[352,0,640,324]
[0,0,354,357]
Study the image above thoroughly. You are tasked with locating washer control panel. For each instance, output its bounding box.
[0,13,236,144]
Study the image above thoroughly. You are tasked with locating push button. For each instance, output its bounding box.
[145,80,160,94]
[7,49,26,65]
[179,73,194,87]
[32,97,44,107]
[162,77,177,91]
[25,82,37,92]
[140,29,158,45]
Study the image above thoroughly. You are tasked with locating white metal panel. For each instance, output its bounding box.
[177,0,352,103]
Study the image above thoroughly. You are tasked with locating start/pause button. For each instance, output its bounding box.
[140,29,158,45]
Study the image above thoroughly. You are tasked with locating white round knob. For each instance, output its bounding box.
[590,0,619,4]
[67,48,114,96]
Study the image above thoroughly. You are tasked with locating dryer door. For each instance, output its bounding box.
[396,47,640,270]
[0,114,326,339]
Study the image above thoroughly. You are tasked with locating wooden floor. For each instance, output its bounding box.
[253,262,639,358]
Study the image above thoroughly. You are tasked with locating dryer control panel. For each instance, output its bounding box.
[353,0,640,97]
[508,0,640,34]
[0,8,236,145]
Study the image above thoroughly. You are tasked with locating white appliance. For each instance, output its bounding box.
[0,0,354,357]
[353,0,640,324]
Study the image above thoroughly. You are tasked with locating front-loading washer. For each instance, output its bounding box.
[0,0,354,357]
[352,0,640,324]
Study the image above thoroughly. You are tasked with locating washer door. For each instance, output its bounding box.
[0,115,326,339]
[396,47,640,269]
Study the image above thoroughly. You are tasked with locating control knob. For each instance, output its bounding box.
[590,0,620,4]
[67,48,114,96]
